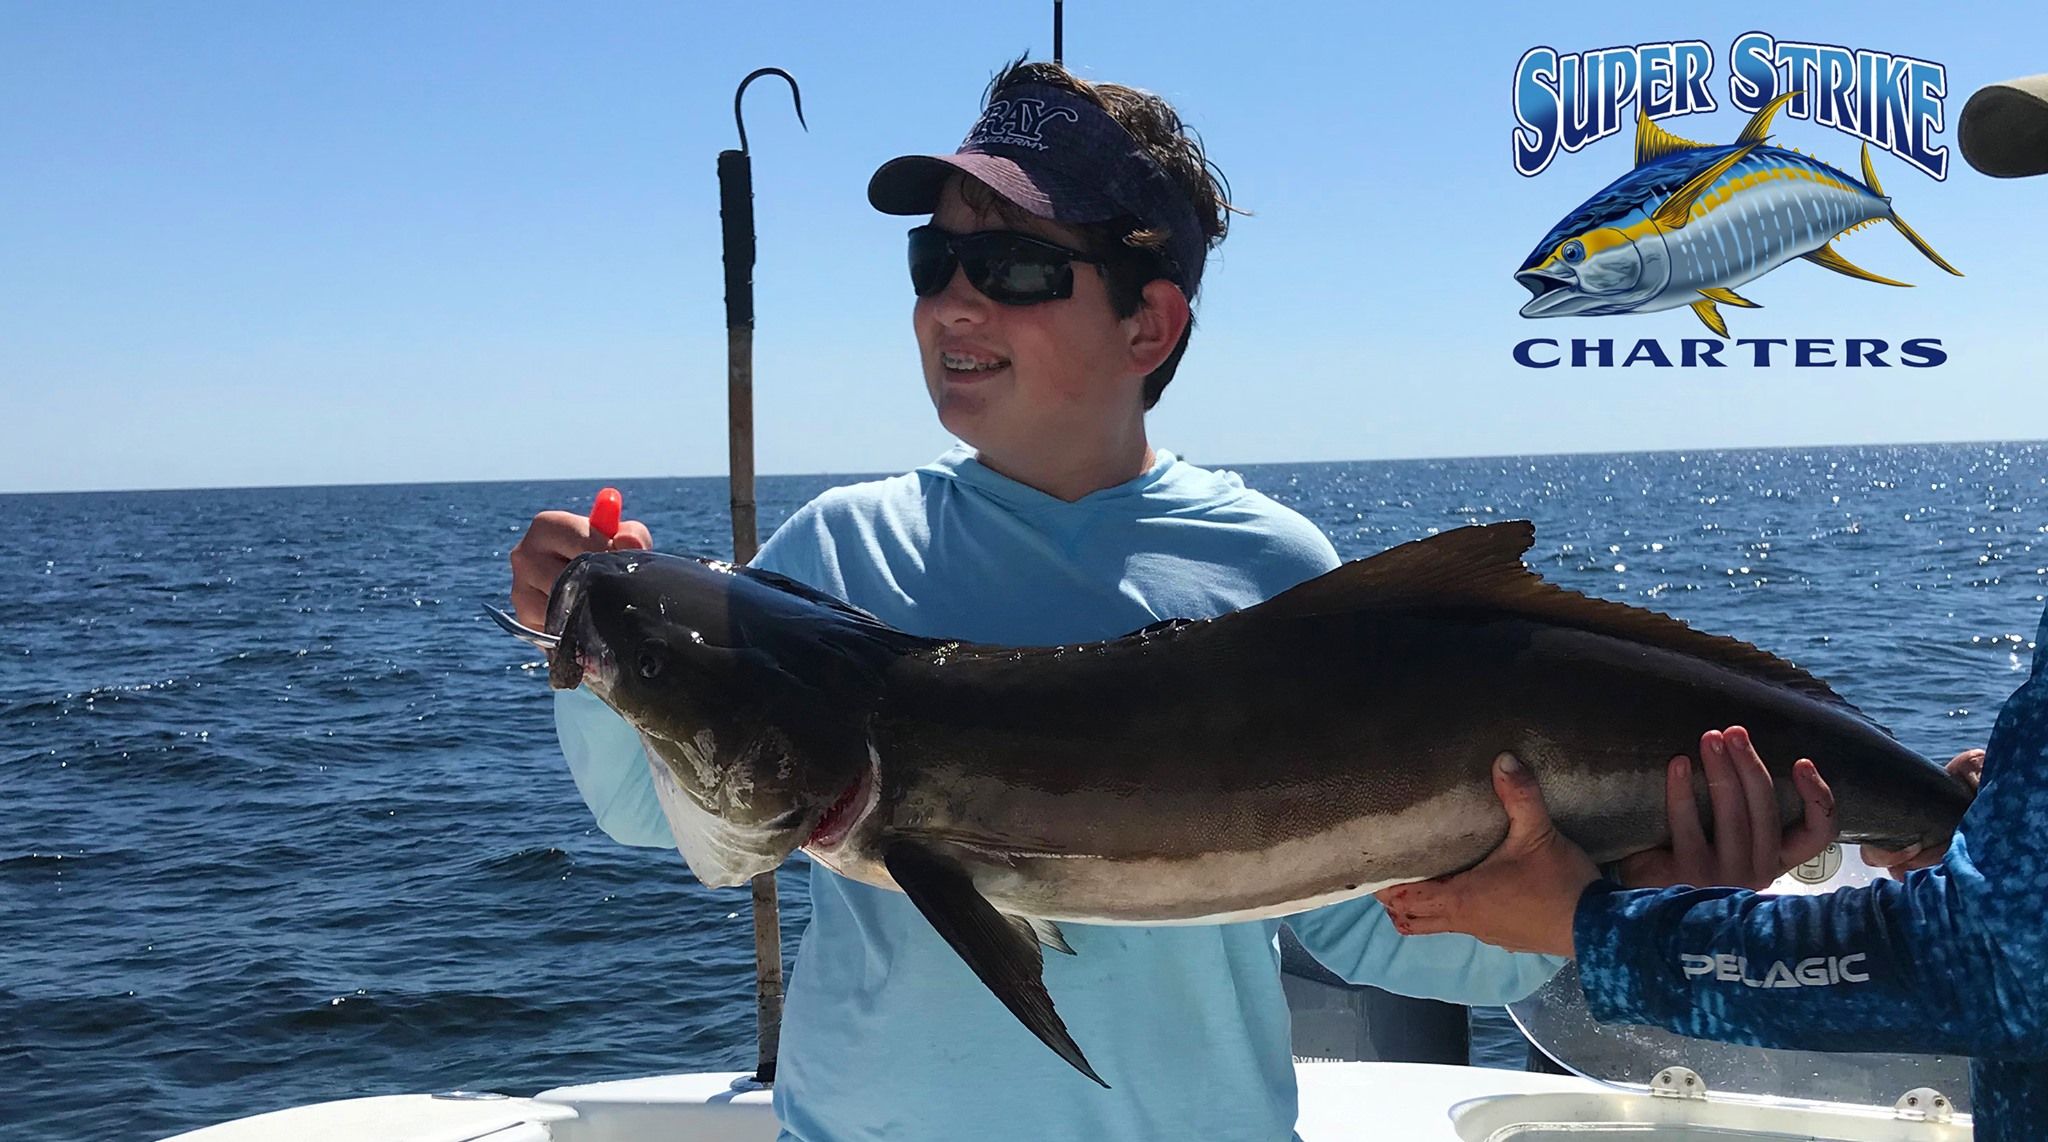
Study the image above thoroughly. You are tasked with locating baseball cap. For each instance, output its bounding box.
[868,82,1210,298]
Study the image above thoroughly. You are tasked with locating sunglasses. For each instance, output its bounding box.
[907,224,1105,306]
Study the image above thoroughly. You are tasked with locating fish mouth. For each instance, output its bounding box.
[1516,267,1581,317]
[481,602,588,688]
[484,556,619,691]
[480,601,609,691]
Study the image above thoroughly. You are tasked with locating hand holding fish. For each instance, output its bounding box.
[1376,754,1598,957]
[1859,748,1984,879]
[1376,727,1842,957]
[508,504,653,629]
[1615,726,1837,892]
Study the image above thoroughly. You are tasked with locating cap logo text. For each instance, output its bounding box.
[968,98,1081,152]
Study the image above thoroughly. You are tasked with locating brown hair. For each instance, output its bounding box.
[974,57,1237,409]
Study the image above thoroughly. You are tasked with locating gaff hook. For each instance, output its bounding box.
[734,67,806,155]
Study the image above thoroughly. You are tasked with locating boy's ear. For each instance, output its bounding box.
[1125,280,1191,376]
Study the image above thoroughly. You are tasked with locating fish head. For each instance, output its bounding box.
[1516,207,1671,319]
[544,551,884,886]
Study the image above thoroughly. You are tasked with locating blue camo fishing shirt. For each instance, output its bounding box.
[554,445,1563,1142]
[1573,601,2048,1140]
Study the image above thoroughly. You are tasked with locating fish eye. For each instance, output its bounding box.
[637,641,668,679]
[1561,240,1586,265]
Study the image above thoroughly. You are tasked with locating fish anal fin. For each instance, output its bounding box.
[1635,112,1712,167]
[1652,142,1759,230]
[1247,521,1864,715]
[1803,243,1911,287]
[1735,91,1800,146]
[1690,298,1729,336]
[884,842,1107,1087]
[1698,286,1760,309]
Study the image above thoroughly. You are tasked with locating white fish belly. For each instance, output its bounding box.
[964,782,1513,925]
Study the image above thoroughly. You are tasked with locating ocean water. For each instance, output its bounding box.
[4,442,2043,1142]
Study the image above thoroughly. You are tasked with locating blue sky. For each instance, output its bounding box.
[3,1,2042,493]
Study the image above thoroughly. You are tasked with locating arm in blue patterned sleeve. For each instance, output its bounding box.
[1576,602,2048,1062]
[1573,856,2041,1056]
[1289,895,1565,1005]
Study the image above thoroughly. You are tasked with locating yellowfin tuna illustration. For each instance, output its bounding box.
[1516,93,1961,336]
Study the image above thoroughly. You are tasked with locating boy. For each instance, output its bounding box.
[510,60,1814,1140]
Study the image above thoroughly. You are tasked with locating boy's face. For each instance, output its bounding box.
[916,178,1148,461]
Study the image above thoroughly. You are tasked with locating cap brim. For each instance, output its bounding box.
[867,152,1122,222]
[1961,74,2048,178]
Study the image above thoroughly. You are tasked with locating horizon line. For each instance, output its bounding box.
[3,434,2039,498]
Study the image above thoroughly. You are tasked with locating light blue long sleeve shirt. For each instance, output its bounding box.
[554,446,1562,1141]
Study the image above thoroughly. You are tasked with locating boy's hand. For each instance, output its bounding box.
[1617,727,1838,891]
[1860,748,1984,878]
[508,510,653,628]
[1375,754,1598,957]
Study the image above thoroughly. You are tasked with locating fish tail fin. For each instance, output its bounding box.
[1689,298,1729,337]
[1860,143,1963,277]
[1888,210,1964,277]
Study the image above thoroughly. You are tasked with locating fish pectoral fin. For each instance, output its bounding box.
[1651,142,1759,230]
[883,841,1107,1087]
[1011,915,1076,956]
[1698,287,1760,309]
[1689,298,1730,337]
[1803,243,1911,287]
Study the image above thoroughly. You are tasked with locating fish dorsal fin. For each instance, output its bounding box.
[1651,142,1758,229]
[1735,91,1800,146]
[1252,521,1858,711]
[1635,113,1712,166]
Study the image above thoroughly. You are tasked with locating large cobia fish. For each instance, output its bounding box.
[490,521,1971,1087]
[1517,92,1960,336]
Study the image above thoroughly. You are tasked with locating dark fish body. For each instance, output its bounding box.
[526,521,1972,1086]
[853,602,1955,925]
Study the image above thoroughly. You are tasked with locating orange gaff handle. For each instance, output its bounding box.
[589,487,623,541]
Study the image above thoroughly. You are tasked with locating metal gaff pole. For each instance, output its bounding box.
[717,65,805,1085]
